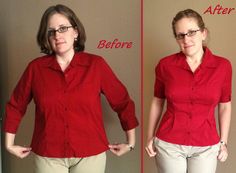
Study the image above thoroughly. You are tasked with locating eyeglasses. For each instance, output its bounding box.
[175,29,201,40]
[48,26,74,37]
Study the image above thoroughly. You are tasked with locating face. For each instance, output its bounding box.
[174,17,207,58]
[47,13,78,56]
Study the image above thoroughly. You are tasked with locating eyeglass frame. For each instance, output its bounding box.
[47,26,74,37]
[175,29,201,40]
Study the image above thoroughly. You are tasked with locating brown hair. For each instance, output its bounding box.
[172,9,206,38]
[37,4,86,54]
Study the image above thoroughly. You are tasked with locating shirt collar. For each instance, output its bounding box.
[45,51,90,70]
[175,47,217,70]
[200,47,218,68]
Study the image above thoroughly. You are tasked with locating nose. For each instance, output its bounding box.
[53,31,62,40]
[183,35,190,43]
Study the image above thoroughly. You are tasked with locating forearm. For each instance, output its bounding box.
[125,128,135,146]
[218,102,231,143]
[109,128,136,156]
[5,132,16,149]
[147,97,164,141]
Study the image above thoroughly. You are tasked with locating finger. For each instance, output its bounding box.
[108,144,118,149]
[110,149,120,155]
[109,144,122,148]
[23,147,32,152]
[110,145,129,156]
[109,146,121,152]
[218,151,227,162]
[219,153,227,162]
[19,151,31,159]
[219,155,227,162]
[149,148,157,156]
[18,147,31,155]
[145,146,157,157]
[14,150,31,159]
[111,149,125,156]
[145,148,156,157]
[110,146,120,152]
[147,151,156,157]
[217,150,225,160]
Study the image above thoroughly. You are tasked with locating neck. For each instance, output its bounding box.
[186,48,204,63]
[56,50,75,65]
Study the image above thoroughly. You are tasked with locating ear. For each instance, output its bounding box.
[73,27,79,38]
[202,28,207,41]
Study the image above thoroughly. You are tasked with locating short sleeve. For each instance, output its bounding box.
[98,58,139,130]
[154,61,165,98]
[220,60,232,103]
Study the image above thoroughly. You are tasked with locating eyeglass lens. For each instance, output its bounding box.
[48,26,73,37]
[176,29,200,40]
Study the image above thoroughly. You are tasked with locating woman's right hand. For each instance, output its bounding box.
[146,97,164,157]
[6,145,32,159]
[5,132,31,159]
[145,138,157,157]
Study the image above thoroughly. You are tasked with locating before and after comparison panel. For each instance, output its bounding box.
[0,0,235,173]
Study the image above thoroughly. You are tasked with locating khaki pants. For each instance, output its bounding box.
[34,152,106,173]
[154,138,220,173]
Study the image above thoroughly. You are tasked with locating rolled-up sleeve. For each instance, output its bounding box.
[99,58,139,130]
[4,63,33,133]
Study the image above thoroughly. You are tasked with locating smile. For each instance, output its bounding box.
[184,45,193,49]
[55,42,66,46]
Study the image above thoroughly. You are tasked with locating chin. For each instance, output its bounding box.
[182,48,196,56]
[184,51,195,57]
[55,48,69,55]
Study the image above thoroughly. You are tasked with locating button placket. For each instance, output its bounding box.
[64,120,71,155]
[63,69,71,84]
[189,76,196,106]
[187,76,196,139]
[62,71,71,155]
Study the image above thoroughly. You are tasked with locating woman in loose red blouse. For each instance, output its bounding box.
[4,4,138,173]
[146,9,232,173]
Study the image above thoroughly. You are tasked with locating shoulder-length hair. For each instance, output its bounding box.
[37,4,86,54]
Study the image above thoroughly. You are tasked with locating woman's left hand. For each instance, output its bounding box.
[109,143,132,156]
[217,144,228,162]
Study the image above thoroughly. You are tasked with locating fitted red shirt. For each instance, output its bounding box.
[154,47,232,146]
[4,52,138,157]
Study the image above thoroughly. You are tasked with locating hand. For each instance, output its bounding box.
[109,143,132,156]
[6,145,32,159]
[217,144,228,162]
[145,138,157,157]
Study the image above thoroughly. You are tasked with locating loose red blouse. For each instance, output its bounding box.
[154,47,232,146]
[4,52,139,157]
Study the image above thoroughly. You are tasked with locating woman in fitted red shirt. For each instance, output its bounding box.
[4,4,138,173]
[146,9,232,173]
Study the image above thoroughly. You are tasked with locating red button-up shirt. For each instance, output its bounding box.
[4,52,138,157]
[154,47,232,146]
